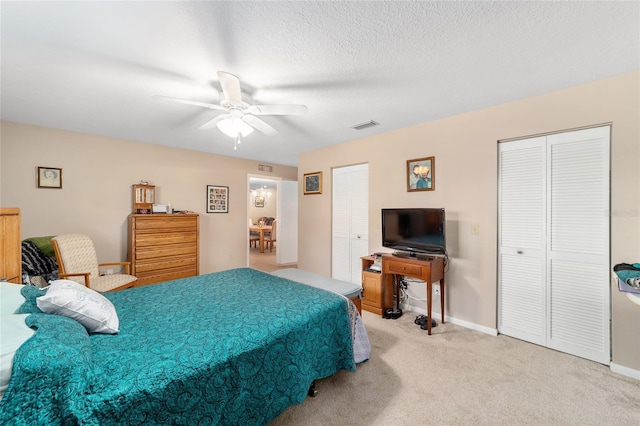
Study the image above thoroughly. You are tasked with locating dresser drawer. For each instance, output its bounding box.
[134,216,197,231]
[135,269,197,287]
[385,260,425,278]
[134,256,197,274]
[135,243,197,260]
[135,231,197,247]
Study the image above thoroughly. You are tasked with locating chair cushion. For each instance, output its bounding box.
[90,275,137,292]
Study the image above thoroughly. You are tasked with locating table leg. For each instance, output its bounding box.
[440,277,445,324]
[259,230,265,253]
[426,281,432,335]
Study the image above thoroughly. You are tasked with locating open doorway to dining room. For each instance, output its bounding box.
[247,176,298,272]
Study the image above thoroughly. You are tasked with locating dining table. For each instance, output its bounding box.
[249,224,273,253]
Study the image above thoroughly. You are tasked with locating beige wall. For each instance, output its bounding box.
[249,187,278,223]
[298,70,640,372]
[0,121,297,273]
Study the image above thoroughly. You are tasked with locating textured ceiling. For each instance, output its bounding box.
[1,1,638,167]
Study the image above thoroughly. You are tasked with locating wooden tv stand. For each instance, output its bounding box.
[382,254,445,335]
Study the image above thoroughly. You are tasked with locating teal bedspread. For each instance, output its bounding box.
[0,268,355,425]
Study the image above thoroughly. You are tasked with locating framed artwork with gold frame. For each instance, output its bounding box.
[303,171,322,195]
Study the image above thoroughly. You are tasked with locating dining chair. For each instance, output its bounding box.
[265,219,277,252]
[51,234,137,292]
[249,218,260,248]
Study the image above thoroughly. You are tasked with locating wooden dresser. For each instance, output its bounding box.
[0,207,21,284]
[127,214,199,286]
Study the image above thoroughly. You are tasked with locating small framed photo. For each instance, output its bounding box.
[407,156,435,192]
[207,185,229,213]
[254,196,265,208]
[37,167,62,189]
[303,171,322,195]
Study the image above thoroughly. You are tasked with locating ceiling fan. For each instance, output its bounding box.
[156,71,307,138]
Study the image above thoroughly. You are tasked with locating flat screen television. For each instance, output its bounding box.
[381,208,446,255]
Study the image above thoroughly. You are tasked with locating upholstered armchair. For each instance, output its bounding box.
[51,234,136,292]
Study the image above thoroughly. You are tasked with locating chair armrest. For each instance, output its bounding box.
[58,272,91,288]
[99,262,131,275]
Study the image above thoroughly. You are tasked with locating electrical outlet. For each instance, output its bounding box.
[471,223,480,235]
[433,284,440,296]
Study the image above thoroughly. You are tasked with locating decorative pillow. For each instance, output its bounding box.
[36,280,119,334]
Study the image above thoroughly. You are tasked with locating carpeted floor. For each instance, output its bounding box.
[269,310,640,425]
[249,247,296,273]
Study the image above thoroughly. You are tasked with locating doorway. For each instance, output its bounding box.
[249,177,278,271]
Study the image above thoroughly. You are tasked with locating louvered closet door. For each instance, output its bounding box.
[332,167,351,282]
[332,164,369,284]
[498,137,547,345]
[498,126,610,364]
[546,127,610,364]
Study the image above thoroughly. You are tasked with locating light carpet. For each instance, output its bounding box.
[270,310,640,425]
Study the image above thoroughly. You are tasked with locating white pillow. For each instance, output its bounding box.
[0,314,35,398]
[36,280,119,334]
[0,282,26,315]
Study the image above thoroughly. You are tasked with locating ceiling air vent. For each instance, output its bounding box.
[350,120,379,131]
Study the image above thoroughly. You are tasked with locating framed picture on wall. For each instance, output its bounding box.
[406,156,435,192]
[303,171,322,195]
[37,166,62,189]
[207,185,229,213]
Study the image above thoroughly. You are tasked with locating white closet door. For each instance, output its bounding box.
[332,164,369,284]
[498,126,610,365]
[349,164,369,283]
[332,167,351,282]
[546,127,610,363]
[498,137,547,345]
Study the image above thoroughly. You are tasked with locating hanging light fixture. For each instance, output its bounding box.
[216,116,254,138]
[216,114,254,150]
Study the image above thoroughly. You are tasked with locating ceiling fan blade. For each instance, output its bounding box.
[247,104,308,116]
[199,114,229,130]
[154,95,226,111]
[242,115,278,136]
[217,71,242,103]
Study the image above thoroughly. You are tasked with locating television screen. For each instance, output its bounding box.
[382,208,446,254]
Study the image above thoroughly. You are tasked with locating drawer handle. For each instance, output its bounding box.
[517,250,523,255]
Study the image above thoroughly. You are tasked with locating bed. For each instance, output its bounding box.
[0,267,369,425]
[271,268,363,314]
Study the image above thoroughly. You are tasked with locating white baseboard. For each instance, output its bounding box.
[400,304,498,336]
[401,304,639,381]
[610,363,640,380]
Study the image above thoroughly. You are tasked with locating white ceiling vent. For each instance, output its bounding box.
[350,120,379,131]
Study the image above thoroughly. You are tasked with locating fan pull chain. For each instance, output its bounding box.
[234,134,242,150]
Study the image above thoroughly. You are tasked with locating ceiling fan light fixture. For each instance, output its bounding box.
[217,117,254,137]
